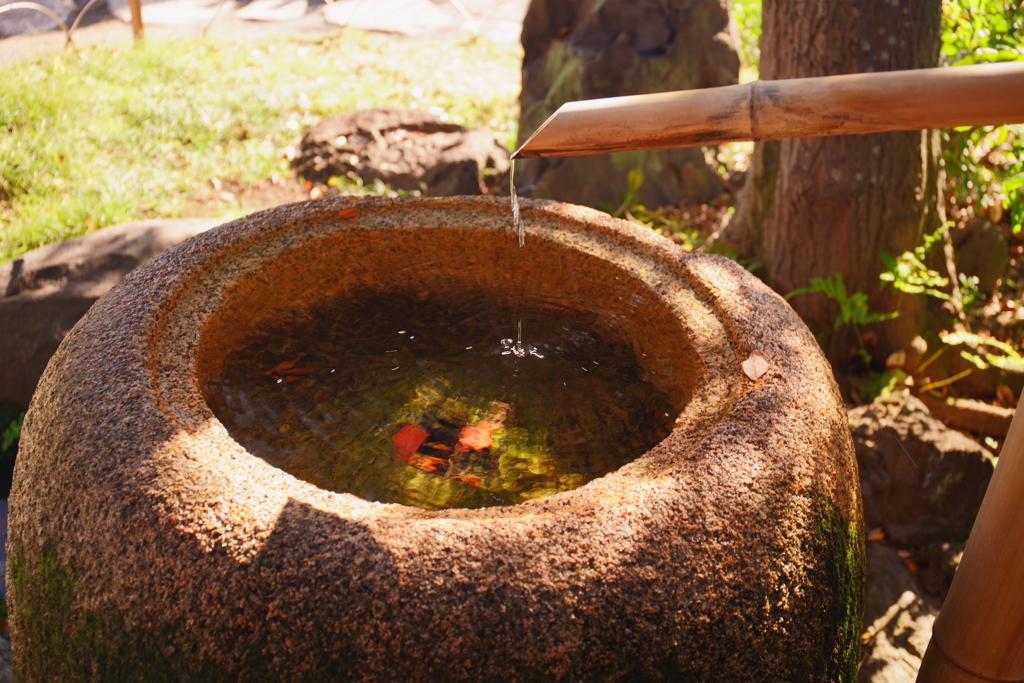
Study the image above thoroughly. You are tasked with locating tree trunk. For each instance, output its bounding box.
[726,0,943,369]
[515,0,740,208]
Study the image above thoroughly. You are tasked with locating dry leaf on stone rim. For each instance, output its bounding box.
[742,350,769,380]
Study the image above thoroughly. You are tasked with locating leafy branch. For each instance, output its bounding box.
[879,224,953,300]
[941,0,1024,233]
[786,273,899,364]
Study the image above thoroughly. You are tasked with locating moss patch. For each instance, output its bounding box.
[10,539,218,682]
[814,498,865,683]
[8,539,361,682]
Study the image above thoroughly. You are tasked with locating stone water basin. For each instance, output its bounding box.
[9,197,862,681]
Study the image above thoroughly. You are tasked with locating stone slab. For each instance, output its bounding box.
[0,218,220,408]
[107,0,237,25]
[322,0,457,36]
[234,0,306,22]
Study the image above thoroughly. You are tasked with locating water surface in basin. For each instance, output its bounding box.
[203,293,676,510]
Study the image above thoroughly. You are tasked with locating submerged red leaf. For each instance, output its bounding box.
[459,426,492,451]
[453,475,482,488]
[392,424,430,453]
[407,454,448,473]
[267,353,307,376]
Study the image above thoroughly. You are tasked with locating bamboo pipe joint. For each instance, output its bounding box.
[513,62,1024,159]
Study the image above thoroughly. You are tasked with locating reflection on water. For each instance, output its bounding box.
[202,294,677,510]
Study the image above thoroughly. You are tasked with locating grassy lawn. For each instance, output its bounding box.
[0,31,522,263]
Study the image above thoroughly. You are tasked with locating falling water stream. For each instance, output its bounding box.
[510,159,523,247]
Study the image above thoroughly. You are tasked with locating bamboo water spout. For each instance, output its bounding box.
[512,62,1024,159]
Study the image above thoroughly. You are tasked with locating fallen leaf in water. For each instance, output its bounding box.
[454,475,482,488]
[392,424,430,453]
[905,559,918,572]
[485,400,510,425]
[459,426,492,451]
[866,527,885,542]
[425,442,452,451]
[338,207,359,218]
[267,353,307,376]
[408,453,448,473]
[742,350,769,380]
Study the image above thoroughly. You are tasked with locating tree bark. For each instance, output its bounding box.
[515,0,740,208]
[726,0,943,369]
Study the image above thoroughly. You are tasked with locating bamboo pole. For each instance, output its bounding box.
[917,394,1024,682]
[128,0,142,39]
[512,62,1024,158]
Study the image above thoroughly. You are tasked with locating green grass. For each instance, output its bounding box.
[0,31,522,263]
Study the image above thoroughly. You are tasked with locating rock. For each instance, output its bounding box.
[0,638,12,683]
[858,543,939,683]
[851,397,993,681]
[913,541,964,602]
[951,219,1008,295]
[848,395,994,546]
[514,0,740,208]
[292,108,510,196]
[0,218,219,408]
